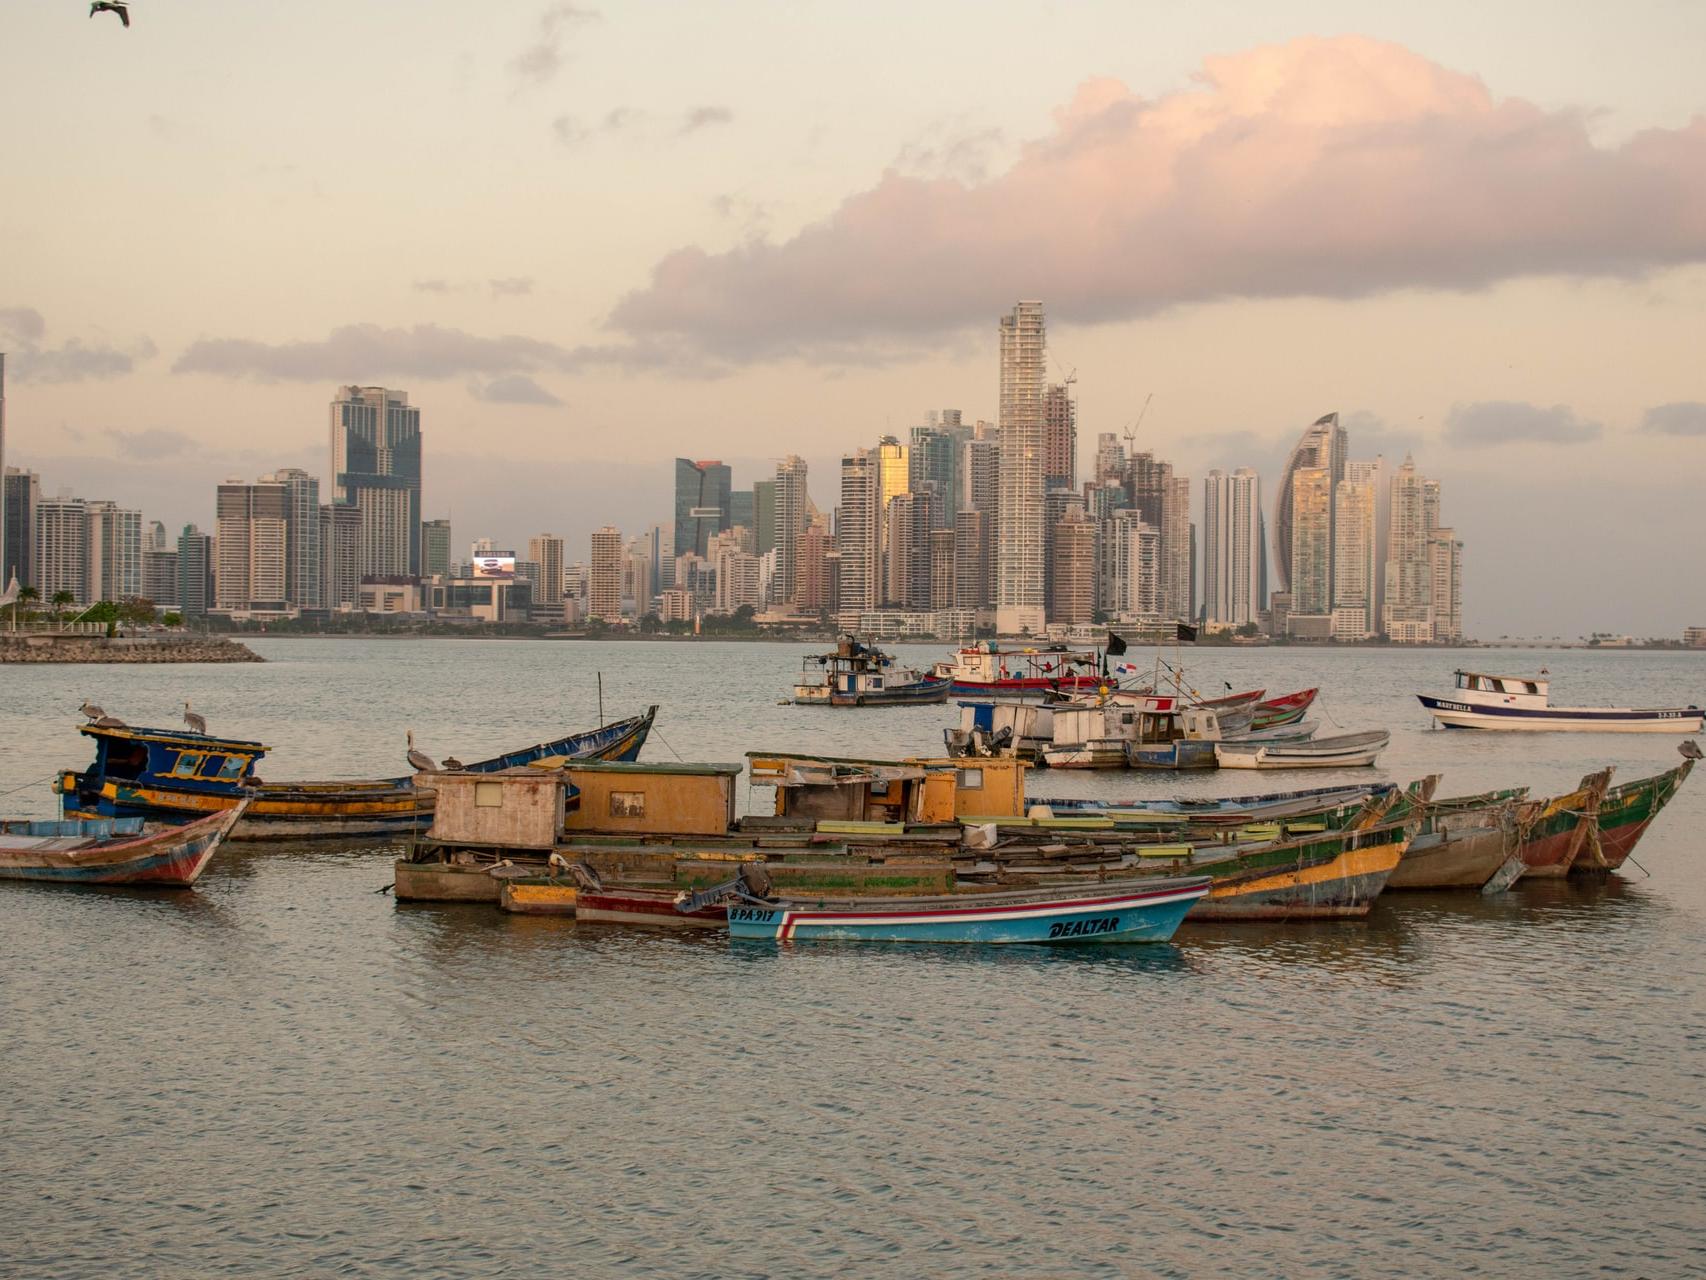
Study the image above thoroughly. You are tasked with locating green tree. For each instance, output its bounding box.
[117,596,158,626]
[50,590,75,620]
[162,611,184,628]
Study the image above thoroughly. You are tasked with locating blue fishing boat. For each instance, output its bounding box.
[792,637,950,707]
[723,878,1209,945]
[55,706,656,840]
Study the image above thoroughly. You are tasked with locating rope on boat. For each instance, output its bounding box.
[650,728,686,763]
[0,772,57,800]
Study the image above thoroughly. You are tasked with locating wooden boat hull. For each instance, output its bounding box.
[816,676,952,707]
[1572,757,1693,874]
[1387,821,1514,890]
[1419,695,1704,733]
[1187,830,1407,920]
[0,806,242,887]
[1126,740,1219,770]
[574,885,729,928]
[1038,743,1131,770]
[1516,770,1611,878]
[727,879,1209,944]
[1251,688,1318,730]
[1215,733,1388,770]
[947,676,1105,700]
[1039,783,1391,826]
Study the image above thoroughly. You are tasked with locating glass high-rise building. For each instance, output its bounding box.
[3,466,38,587]
[673,458,731,561]
[1203,468,1262,628]
[330,386,422,577]
[176,525,214,619]
[1274,411,1346,595]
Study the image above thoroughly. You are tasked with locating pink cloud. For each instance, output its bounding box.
[607,35,1706,362]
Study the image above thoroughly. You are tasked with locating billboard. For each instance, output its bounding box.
[473,555,516,579]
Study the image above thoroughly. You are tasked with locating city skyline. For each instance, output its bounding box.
[4,7,1706,633]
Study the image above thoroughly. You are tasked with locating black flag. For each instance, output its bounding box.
[1106,631,1127,656]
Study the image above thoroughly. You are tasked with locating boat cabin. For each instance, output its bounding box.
[1453,670,1550,709]
[746,752,1028,823]
[934,641,1100,685]
[67,723,266,795]
[425,760,742,847]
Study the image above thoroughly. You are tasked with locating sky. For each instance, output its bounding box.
[3,0,1705,637]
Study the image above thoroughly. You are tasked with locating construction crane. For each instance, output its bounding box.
[1123,392,1154,455]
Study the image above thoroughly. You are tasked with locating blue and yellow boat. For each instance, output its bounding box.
[55,707,656,841]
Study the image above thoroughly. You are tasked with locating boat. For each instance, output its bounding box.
[56,707,657,840]
[944,699,1056,760]
[723,878,1211,945]
[931,641,1106,699]
[1036,782,1393,827]
[1251,688,1318,730]
[1570,742,1698,875]
[1214,730,1389,770]
[0,804,245,887]
[1384,785,1531,890]
[791,636,950,707]
[1185,822,1409,920]
[1419,670,1704,733]
[1513,769,1613,878]
[1125,714,1318,771]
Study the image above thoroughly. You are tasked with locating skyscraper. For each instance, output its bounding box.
[1384,454,1434,639]
[177,525,214,619]
[216,479,289,612]
[911,413,970,526]
[1203,468,1262,628]
[262,468,321,609]
[0,355,7,584]
[1345,457,1388,632]
[996,299,1046,634]
[84,501,142,602]
[1049,505,1096,624]
[588,526,623,623]
[753,479,777,558]
[773,455,809,606]
[1331,475,1377,639]
[1274,412,1347,595]
[420,518,452,580]
[320,504,360,610]
[1429,529,1463,643]
[34,498,90,604]
[528,533,565,606]
[3,466,38,586]
[330,386,422,577]
[1288,467,1333,619]
[673,458,731,560]
[1043,381,1077,493]
[836,448,880,620]
[1099,510,1161,619]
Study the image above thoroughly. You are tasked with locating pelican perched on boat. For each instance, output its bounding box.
[405,729,439,773]
[79,701,106,722]
[182,701,207,735]
[92,715,127,728]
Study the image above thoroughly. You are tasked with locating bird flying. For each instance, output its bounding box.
[89,2,130,28]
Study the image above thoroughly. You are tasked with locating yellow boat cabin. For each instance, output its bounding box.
[745,752,1028,824]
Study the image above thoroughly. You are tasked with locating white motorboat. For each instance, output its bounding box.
[1418,670,1703,733]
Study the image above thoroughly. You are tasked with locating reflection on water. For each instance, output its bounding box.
[1,640,1703,1277]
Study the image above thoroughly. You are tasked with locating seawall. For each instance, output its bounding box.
[0,634,265,663]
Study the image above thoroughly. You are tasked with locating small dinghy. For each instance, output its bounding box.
[1214,730,1390,770]
[0,803,246,887]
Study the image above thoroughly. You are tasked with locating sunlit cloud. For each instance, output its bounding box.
[606,35,1706,364]
[1638,401,1706,436]
[1444,401,1603,447]
[1,306,151,383]
[510,4,600,88]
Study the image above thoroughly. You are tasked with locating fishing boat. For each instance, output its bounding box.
[722,877,1211,945]
[56,707,657,840]
[1125,715,1318,771]
[1214,730,1389,770]
[1570,742,1698,875]
[1251,688,1318,730]
[0,804,245,887]
[1185,822,1410,920]
[944,699,1056,760]
[791,637,950,707]
[1418,670,1704,733]
[1036,782,1393,827]
[1385,785,1531,890]
[931,641,1105,699]
[1513,769,1613,878]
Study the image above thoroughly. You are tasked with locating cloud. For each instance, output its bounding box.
[169,322,713,381]
[1638,401,1706,436]
[104,427,196,459]
[412,278,451,294]
[470,374,564,406]
[679,105,733,135]
[510,4,599,87]
[605,35,1706,364]
[489,276,534,299]
[1,307,149,383]
[1444,401,1602,447]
